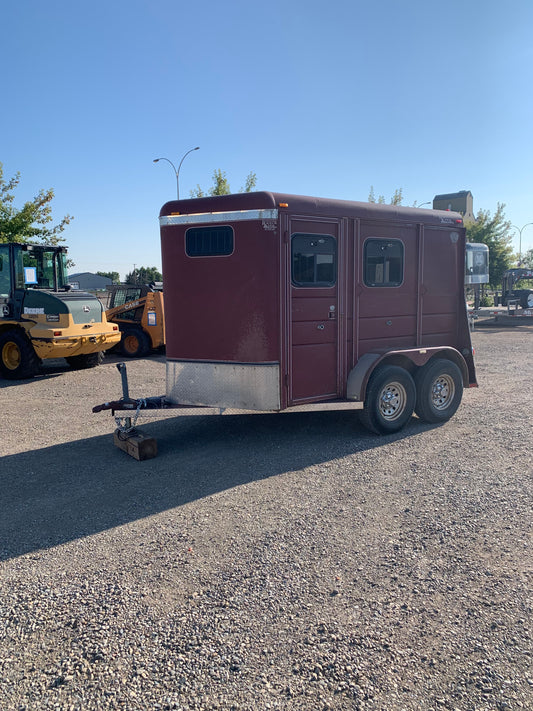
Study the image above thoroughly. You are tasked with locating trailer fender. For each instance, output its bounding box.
[347,347,469,403]
[346,353,383,402]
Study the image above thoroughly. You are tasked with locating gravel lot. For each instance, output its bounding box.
[0,326,532,711]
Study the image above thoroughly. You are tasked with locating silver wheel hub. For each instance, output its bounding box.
[431,375,454,410]
[379,382,407,421]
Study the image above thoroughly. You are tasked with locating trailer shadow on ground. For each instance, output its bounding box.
[0,410,435,561]
[473,320,533,333]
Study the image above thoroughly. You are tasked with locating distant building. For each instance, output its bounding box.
[433,190,475,222]
[68,272,112,291]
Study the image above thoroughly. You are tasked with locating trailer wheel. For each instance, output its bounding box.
[360,365,415,435]
[121,328,151,357]
[66,351,105,370]
[414,359,463,424]
[0,330,41,379]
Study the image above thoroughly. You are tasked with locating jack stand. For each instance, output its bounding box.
[113,362,158,461]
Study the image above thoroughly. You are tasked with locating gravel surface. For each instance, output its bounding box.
[0,327,532,710]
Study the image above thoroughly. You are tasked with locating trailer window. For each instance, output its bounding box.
[292,234,336,287]
[186,226,234,257]
[364,239,403,287]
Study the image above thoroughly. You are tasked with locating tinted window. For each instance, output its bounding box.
[186,226,234,257]
[364,239,403,287]
[292,234,336,287]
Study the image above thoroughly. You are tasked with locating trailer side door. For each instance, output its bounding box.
[288,218,342,404]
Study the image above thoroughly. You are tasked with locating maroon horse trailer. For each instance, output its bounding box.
[95,191,477,457]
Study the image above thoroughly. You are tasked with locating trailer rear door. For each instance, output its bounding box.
[289,218,341,403]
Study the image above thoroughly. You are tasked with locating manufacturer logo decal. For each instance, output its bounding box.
[83,306,91,313]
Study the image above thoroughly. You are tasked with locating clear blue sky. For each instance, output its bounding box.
[2,0,533,279]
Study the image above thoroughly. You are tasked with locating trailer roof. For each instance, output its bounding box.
[160,191,464,227]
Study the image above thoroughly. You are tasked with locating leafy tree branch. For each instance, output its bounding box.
[0,162,73,245]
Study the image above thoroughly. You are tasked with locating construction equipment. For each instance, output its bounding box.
[498,268,533,308]
[105,283,165,357]
[0,242,121,379]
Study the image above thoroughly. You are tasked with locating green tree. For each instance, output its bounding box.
[97,270,120,284]
[124,266,162,285]
[368,186,404,205]
[0,162,73,245]
[240,171,257,193]
[465,204,514,287]
[191,170,257,198]
[522,248,533,269]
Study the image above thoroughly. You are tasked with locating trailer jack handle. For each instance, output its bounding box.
[114,363,147,434]
[113,362,145,434]
[114,362,134,431]
[93,363,157,460]
[117,362,130,400]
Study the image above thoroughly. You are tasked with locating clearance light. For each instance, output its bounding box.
[113,325,119,331]
[278,202,289,208]
[170,211,180,215]
[53,331,62,337]
[455,219,463,224]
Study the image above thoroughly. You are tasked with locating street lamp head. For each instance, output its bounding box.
[153,149,200,199]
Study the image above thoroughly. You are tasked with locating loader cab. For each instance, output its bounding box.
[107,282,163,310]
[0,245,12,317]
[0,245,10,299]
[1,243,69,294]
[14,243,70,292]
[1,243,71,320]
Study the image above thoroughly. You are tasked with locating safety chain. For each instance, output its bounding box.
[114,398,147,435]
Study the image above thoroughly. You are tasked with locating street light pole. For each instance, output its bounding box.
[511,223,533,265]
[176,147,200,200]
[153,146,200,199]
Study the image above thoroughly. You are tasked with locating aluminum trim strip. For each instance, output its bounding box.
[159,209,279,226]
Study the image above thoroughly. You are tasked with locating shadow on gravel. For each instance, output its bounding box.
[473,321,533,333]
[0,410,432,561]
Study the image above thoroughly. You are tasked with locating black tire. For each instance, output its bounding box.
[121,328,151,357]
[360,365,416,435]
[521,291,533,309]
[66,351,105,370]
[414,358,463,424]
[0,329,41,379]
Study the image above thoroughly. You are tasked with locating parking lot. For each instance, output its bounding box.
[0,326,532,710]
